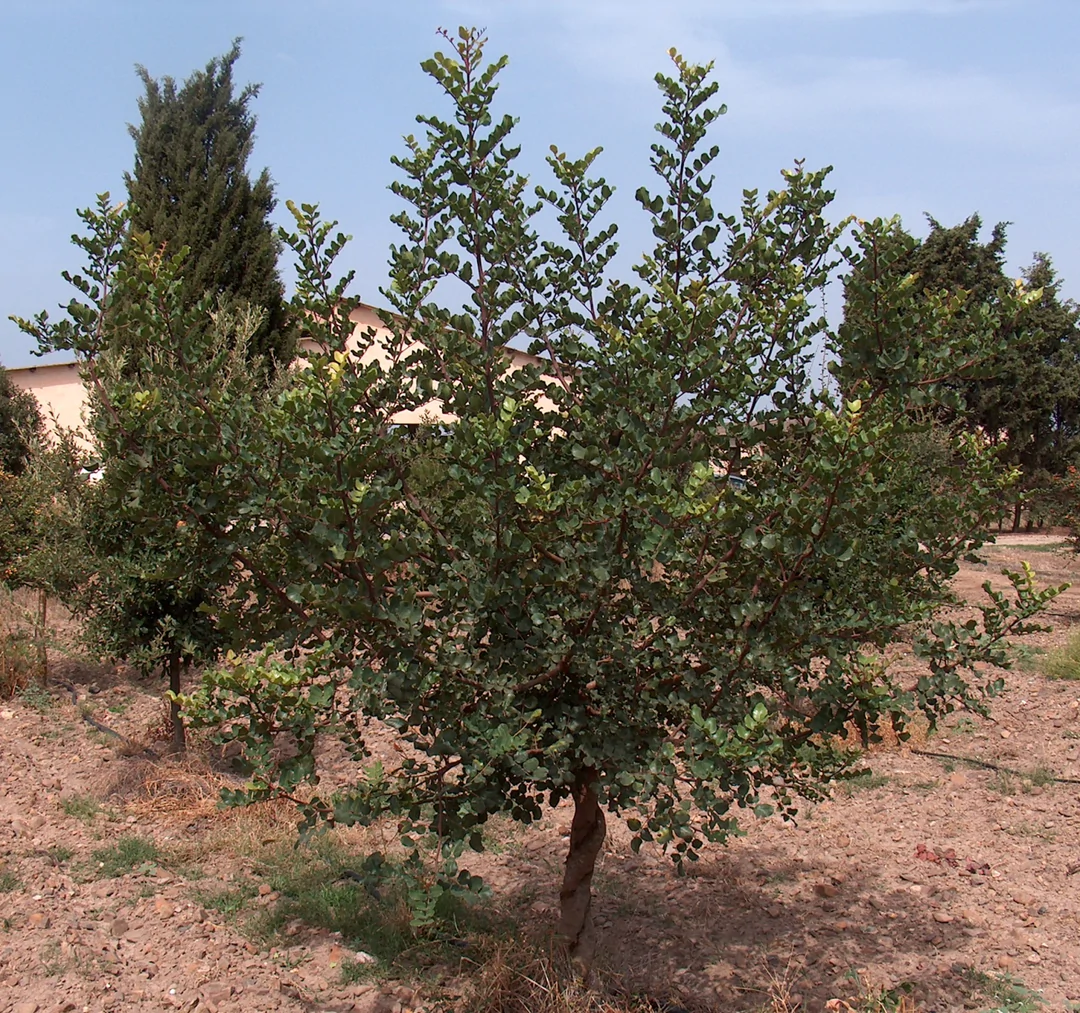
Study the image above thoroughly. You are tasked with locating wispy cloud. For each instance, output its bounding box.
[722,56,1080,152]
[441,0,1072,154]
[684,0,1007,14]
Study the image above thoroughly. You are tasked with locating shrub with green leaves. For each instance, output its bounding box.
[0,363,42,478]
[20,29,1065,971]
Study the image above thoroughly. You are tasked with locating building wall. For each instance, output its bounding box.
[299,303,559,423]
[7,361,89,437]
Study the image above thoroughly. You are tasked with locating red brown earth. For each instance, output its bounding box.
[2,532,1080,1013]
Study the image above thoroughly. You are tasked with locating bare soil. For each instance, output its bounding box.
[3,534,1080,1013]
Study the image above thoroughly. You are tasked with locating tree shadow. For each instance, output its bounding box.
[489,824,1014,1013]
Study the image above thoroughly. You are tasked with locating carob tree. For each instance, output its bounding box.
[20,30,1063,972]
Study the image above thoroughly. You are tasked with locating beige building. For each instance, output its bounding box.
[7,360,89,436]
[7,302,556,437]
[299,303,558,424]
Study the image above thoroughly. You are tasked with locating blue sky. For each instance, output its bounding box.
[2,0,1076,366]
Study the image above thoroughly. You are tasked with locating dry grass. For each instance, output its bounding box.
[463,942,657,1013]
[164,796,307,865]
[1041,630,1080,680]
[95,752,234,824]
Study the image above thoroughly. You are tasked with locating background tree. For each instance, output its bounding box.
[12,209,242,749]
[72,487,226,752]
[125,39,293,369]
[0,364,42,477]
[839,215,1080,529]
[993,254,1080,526]
[23,33,1061,974]
[0,424,90,682]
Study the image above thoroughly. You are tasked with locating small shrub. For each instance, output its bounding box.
[0,627,34,698]
[0,869,20,893]
[16,681,53,712]
[90,835,160,878]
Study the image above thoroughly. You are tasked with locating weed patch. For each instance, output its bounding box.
[62,792,101,823]
[1029,766,1056,787]
[1041,631,1080,680]
[239,834,500,981]
[910,780,940,793]
[461,941,651,1013]
[961,968,1044,1013]
[1008,643,1047,671]
[0,869,20,893]
[89,835,160,878]
[825,971,916,1013]
[835,770,890,796]
[17,681,53,712]
[38,940,68,977]
[191,883,258,920]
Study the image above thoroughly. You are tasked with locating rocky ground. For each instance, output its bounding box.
[2,534,1080,1013]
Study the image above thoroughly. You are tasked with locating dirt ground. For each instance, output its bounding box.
[3,534,1080,1013]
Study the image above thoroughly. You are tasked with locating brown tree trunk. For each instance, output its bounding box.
[1012,500,1022,533]
[557,769,606,976]
[167,651,185,753]
[35,588,47,682]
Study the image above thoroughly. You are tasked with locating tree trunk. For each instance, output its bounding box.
[556,769,606,976]
[1012,500,1022,533]
[167,651,185,753]
[35,588,47,682]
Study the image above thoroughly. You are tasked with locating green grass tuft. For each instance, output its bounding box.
[61,792,101,823]
[191,883,258,920]
[90,835,160,878]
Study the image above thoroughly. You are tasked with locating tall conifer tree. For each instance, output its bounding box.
[125,39,293,367]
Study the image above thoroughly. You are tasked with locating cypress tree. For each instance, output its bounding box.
[125,39,293,368]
